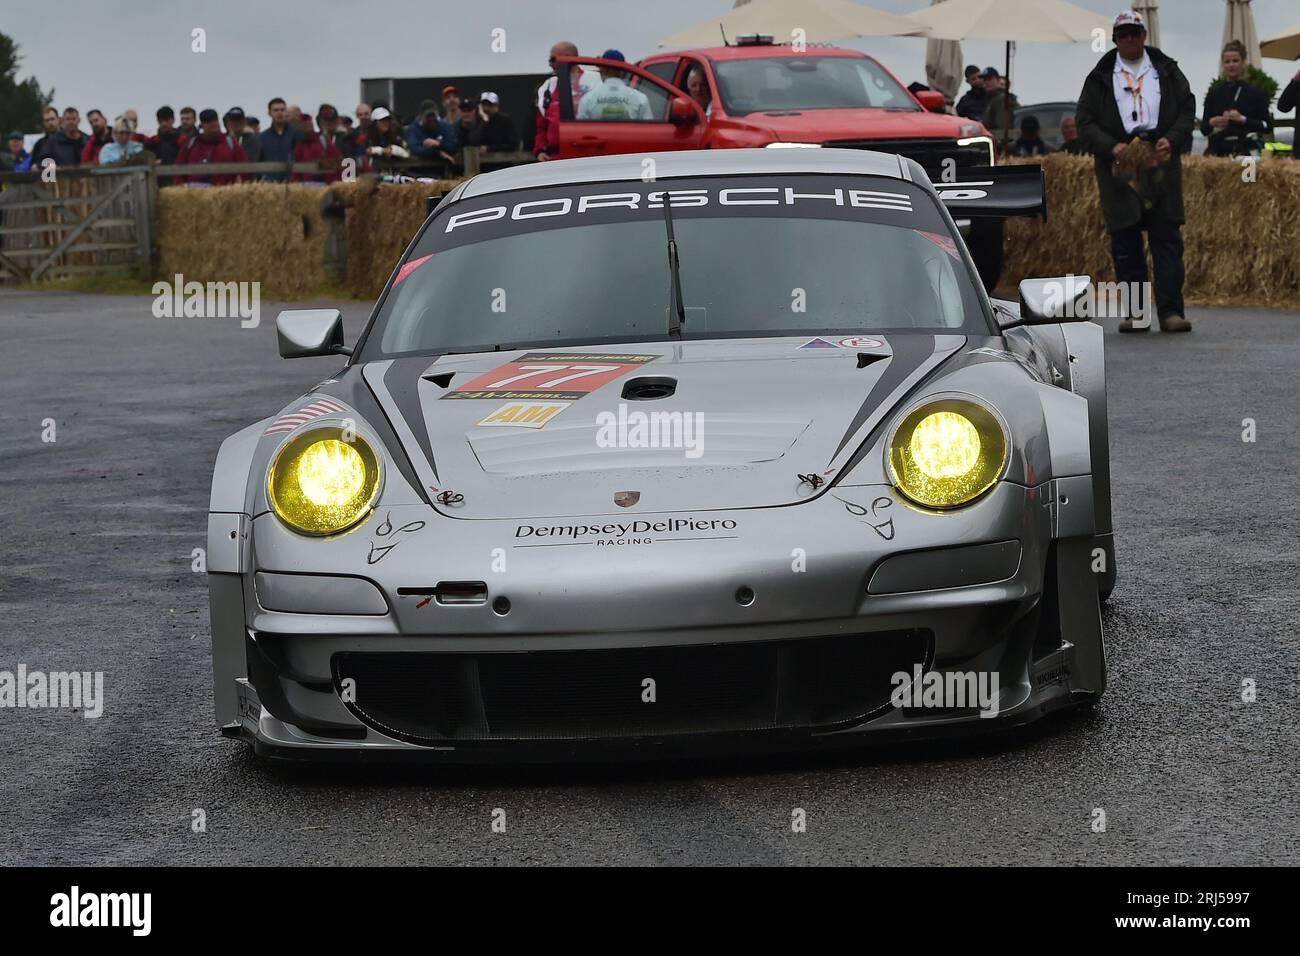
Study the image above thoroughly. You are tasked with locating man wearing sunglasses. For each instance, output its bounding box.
[1076,10,1196,334]
[534,40,592,161]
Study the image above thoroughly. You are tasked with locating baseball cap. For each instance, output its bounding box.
[198,108,219,123]
[371,107,391,121]
[601,49,626,62]
[480,91,500,105]
[1113,11,1145,31]
[223,106,245,121]
[8,129,24,140]
[981,66,1000,79]
[442,85,459,97]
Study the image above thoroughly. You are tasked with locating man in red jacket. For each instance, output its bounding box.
[81,110,112,164]
[534,40,592,161]
[292,110,344,182]
[177,109,247,185]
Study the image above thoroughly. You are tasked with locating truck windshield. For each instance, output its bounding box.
[713,56,919,115]
[356,175,988,362]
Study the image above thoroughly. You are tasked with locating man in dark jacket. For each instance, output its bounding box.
[468,92,519,152]
[146,106,184,164]
[1280,68,1299,116]
[48,108,89,167]
[955,65,989,121]
[259,97,301,181]
[981,68,1020,147]
[1012,115,1052,156]
[27,107,60,169]
[1060,115,1087,154]
[1076,10,1196,334]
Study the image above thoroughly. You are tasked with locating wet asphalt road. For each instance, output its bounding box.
[1,288,1297,866]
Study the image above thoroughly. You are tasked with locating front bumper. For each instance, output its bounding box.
[210,479,1103,761]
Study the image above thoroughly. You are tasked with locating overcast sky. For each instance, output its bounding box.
[6,0,1298,133]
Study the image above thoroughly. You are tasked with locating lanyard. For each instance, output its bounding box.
[1122,69,1147,123]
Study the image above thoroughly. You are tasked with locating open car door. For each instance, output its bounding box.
[556,55,706,158]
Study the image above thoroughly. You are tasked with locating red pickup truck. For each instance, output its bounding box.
[553,36,995,180]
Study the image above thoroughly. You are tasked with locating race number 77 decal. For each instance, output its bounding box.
[482,364,621,390]
[442,352,660,401]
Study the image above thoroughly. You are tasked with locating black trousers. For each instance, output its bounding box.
[1108,208,1186,321]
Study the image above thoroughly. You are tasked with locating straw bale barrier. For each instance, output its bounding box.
[1001,153,1300,306]
[153,158,1299,308]
[157,183,333,295]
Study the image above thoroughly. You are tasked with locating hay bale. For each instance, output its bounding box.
[1000,153,1300,308]
[157,183,333,295]
[335,178,463,299]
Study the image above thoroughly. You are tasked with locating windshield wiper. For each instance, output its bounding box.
[662,195,686,339]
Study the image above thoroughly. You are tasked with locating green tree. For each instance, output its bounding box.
[0,32,54,135]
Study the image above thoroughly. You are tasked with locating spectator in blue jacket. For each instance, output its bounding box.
[98,117,145,164]
[3,131,31,172]
[406,101,457,166]
[259,97,301,181]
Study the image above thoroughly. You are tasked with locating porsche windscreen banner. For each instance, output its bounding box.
[414,176,952,252]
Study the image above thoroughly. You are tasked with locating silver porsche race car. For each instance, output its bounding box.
[207,148,1114,761]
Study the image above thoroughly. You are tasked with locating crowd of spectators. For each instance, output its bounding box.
[1,89,521,183]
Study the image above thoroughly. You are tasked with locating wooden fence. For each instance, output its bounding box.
[0,165,156,283]
[0,148,532,285]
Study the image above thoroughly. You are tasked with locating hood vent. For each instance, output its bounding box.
[422,371,456,389]
[621,376,677,401]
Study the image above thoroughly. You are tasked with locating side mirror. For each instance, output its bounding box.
[669,96,701,126]
[1001,276,1094,329]
[915,90,947,113]
[276,309,349,359]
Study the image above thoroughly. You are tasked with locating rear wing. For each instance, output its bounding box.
[933,164,1046,222]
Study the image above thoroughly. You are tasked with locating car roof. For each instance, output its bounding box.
[648,44,866,62]
[455,148,915,199]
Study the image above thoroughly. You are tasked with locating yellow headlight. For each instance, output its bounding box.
[267,427,382,535]
[888,400,1008,509]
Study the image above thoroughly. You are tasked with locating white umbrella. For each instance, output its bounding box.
[656,0,930,49]
[925,0,965,105]
[1131,0,1160,50]
[1221,0,1261,69]
[1260,19,1300,60]
[903,0,1112,44]
[904,0,1112,147]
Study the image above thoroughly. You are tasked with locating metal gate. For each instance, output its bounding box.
[0,165,155,283]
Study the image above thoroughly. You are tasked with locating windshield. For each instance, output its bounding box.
[713,56,918,115]
[357,176,987,362]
